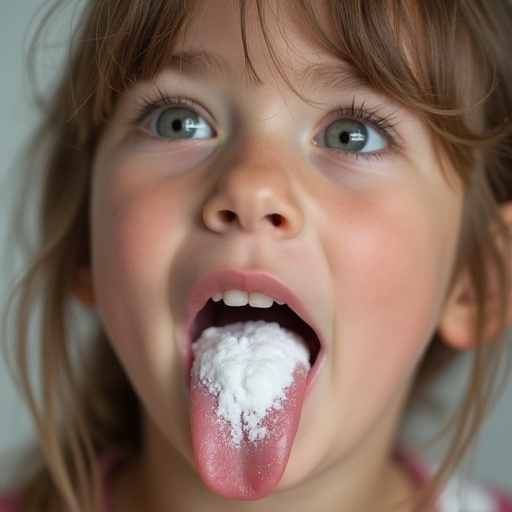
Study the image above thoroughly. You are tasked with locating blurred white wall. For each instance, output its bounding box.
[0,1,48,488]
[0,0,511,493]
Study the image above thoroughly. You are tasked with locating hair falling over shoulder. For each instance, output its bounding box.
[4,0,512,510]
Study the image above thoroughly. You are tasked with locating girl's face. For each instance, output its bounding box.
[90,0,462,500]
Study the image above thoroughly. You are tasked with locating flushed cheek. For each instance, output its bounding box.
[322,186,461,426]
[90,158,196,433]
[91,149,209,319]
[93,157,192,281]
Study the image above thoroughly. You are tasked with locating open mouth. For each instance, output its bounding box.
[188,293,321,499]
[190,299,321,368]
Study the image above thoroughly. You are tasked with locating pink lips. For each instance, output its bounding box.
[181,268,324,389]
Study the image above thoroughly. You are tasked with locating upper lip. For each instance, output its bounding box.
[180,268,322,366]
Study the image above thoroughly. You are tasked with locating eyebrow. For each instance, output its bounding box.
[299,62,373,94]
[165,50,374,94]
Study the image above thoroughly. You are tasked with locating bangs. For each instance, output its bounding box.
[87,0,202,122]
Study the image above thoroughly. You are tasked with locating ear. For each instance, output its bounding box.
[438,201,512,349]
[71,266,96,305]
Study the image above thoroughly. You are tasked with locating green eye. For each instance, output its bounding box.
[317,119,387,153]
[153,107,213,139]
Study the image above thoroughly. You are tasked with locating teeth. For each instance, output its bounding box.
[223,290,249,307]
[248,292,273,308]
[211,290,282,308]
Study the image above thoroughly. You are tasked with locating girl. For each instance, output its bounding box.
[1,0,512,510]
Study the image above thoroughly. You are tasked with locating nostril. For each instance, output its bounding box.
[206,208,293,232]
[268,213,284,227]
[220,210,237,223]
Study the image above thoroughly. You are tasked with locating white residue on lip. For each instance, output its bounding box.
[191,321,310,445]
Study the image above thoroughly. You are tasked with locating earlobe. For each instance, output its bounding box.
[439,200,512,349]
[438,272,480,349]
[71,266,96,305]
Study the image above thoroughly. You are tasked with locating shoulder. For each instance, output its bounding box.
[396,448,512,512]
[0,495,18,512]
[437,477,512,512]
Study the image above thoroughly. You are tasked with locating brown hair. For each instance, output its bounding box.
[5,0,512,510]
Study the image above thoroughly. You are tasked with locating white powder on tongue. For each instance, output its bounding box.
[191,320,310,445]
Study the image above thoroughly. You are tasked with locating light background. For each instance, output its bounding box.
[0,0,511,493]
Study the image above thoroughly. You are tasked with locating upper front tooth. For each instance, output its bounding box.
[248,292,274,308]
[223,290,249,307]
[214,290,276,308]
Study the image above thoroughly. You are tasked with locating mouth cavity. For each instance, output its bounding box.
[190,300,320,368]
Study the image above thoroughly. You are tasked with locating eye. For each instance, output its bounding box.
[148,107,213,140]
[315,119,387,153]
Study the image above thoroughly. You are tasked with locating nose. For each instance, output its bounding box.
[202,156,304,238]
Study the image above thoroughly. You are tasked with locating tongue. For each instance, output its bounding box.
[191,366,307,499]
[189,321,310,500]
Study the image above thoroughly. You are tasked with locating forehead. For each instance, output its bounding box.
[181,0,313,49]
[174,0,370,94]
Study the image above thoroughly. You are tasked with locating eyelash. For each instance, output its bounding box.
[327,101,400,161]
[131,93,400,159]
[132,94,203,128]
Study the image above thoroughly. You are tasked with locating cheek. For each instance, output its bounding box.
[90,150,204,306]
[325,181,462,381]
[344,206,441,320]
[89,156,194,380]
[92,163,185,286]
[89,155,204,449]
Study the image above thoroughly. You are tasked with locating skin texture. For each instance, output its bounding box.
[88,1,463,510]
